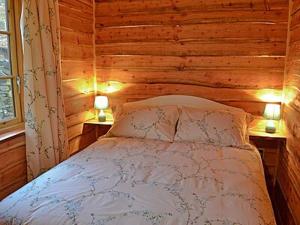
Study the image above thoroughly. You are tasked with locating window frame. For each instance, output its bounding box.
[0,0,23,132]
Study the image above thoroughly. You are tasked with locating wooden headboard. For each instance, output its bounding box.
[122,95,244,112]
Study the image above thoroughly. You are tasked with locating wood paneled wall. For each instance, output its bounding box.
[95,0,288,115]
[59,0,96,155]
[0,133,26,200]
[279,0,300,224]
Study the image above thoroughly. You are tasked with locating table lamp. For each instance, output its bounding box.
[94,96,109,122]
[263,103,281,133]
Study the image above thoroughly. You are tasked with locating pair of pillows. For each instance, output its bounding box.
[108,105,251,148]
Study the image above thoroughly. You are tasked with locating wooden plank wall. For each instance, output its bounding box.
[0,133,26,200]
[278,0,300,224]
[95,0,288,115]
[59,0,96,155]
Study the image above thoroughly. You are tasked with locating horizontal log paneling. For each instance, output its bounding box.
[61,29,93,46]
[280,0,300,224]
[96,10,288,27]
[95,0,288,16]
[62,44,94,60]
[62,78,94,99]
[222,101,267,115]
[99,83,282,102]
[96,41,286,56]
[97,55,285,69]
[64,93,95,117]
[289,24,300,40]
[60,12,93,33]
[0,133,26,200]
[59,0,93,18]
[59,0,95,155]
[61,60,94,80]
[293,0,300,12]
[96,1,288,115]
[97,69,283,89]
[96,23,287,43]
[59,5,93,23]
[66,109,95,128]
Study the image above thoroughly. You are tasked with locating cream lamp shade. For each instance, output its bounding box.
[263,103,281,133]
[94,96,109,110]
[263,103,281,120]
[94,96,109,122]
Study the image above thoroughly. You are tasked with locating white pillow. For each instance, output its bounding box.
[108,105,179,142]
[174,107,250,148]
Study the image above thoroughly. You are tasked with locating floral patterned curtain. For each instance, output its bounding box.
[21,0,69,180]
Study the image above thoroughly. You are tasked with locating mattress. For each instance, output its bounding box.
[0,137,276,225]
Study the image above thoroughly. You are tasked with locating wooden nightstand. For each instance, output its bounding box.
[249,118,286,193]
[84,120,113,139]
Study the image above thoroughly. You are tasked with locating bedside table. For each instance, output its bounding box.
[249,118,286,192]
[84,120,113,139]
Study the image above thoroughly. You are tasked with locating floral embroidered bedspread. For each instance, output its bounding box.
[0,137,276,225]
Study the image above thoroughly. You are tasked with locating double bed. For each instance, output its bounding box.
[0,96,276,225]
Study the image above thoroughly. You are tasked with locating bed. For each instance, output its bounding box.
[0,96,276,225]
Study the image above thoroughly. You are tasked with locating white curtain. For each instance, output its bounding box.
[21,0,69,180]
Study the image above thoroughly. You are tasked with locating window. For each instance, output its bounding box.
[0,0,22,130]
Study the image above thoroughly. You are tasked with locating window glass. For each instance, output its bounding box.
[0,0,8,31]
[0,0,21,127]
[0,34,11,76]
[0,78,15,121]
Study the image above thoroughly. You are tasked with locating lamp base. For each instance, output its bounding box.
[265,120,276,133]
[98,110,106,122]
[265,126,276,133]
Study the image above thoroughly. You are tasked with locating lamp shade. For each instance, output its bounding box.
[264,103,281,120]
[94,96,109,110]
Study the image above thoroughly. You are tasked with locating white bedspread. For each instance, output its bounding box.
[0,137,276,225]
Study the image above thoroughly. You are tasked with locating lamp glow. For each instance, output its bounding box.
[98,81,124,94]
[263,103,281,133]
[257,89,282,103]
[94,96,109,122]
